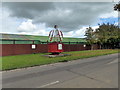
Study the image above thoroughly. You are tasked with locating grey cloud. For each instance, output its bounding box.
[3,2,55,19]
[3,2,113,32]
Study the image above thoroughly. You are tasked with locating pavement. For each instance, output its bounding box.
[2,53,119,88]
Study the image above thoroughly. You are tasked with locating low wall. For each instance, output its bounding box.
[1,44,100,56]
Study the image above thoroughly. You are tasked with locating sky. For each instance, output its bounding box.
[1,2,119,38]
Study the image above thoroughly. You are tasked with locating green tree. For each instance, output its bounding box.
[85,26,96,50]
[85,23,120,49]
[95,23,120,49]
[114,2,120,11]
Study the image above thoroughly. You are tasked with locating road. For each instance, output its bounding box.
[2,53,118,88]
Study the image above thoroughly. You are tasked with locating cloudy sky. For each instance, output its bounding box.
[1,2,119,38]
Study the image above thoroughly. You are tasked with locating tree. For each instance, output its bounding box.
[114,2,120,11]
[95,23,120,49]
[95,23,111,48]
[85,26,96,50]
[85,23,120,49]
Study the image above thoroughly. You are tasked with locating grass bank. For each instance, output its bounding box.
[1,49,119,71]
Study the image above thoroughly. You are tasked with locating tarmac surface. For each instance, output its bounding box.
[2,53,118,88]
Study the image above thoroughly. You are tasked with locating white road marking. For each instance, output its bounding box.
[107,59,118,65]
[39,81,59,88]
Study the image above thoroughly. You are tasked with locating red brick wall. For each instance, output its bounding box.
[0,44,2,56]
[2,44,48,56]
[32,44,48,53]
[2,44,14,56]
[1,44,99,56]
[64,44,85,52]
[92,44,100,50]
[13,44,32,55]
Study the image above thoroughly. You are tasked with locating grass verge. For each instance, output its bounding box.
[1,49,119,71]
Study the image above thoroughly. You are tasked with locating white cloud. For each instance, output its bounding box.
[1,2,117,38]
[114,22,118,26]
[18,32,30,35]
[63,27,87,38]
[92,26,99,30]
[3,2,114,32]
[0,4,2,33]
[32,29,49,36]
[73,27,88,38]
[63,25,99,38]
[1,8,21,34]
[17,19,36,32]
[32,23,49,36]
[64,31,74,37]
[99,11,118,18]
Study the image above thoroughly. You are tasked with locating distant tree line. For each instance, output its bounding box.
[85,23,120,49]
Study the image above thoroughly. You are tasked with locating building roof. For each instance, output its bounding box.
[0,33,86,43]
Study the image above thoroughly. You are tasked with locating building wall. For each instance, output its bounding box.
[1,44,100,56]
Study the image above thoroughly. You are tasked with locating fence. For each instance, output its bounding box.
[0,39,86,44]
[1,44,100,56]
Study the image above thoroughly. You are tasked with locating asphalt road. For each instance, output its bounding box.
[2,53,118,88]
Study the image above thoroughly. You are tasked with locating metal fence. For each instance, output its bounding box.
[0,39,86,44]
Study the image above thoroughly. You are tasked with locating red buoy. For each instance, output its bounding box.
[48,42,64,54]
[48,25,64,54]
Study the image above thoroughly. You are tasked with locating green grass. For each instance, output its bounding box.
[1,49,119,71]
